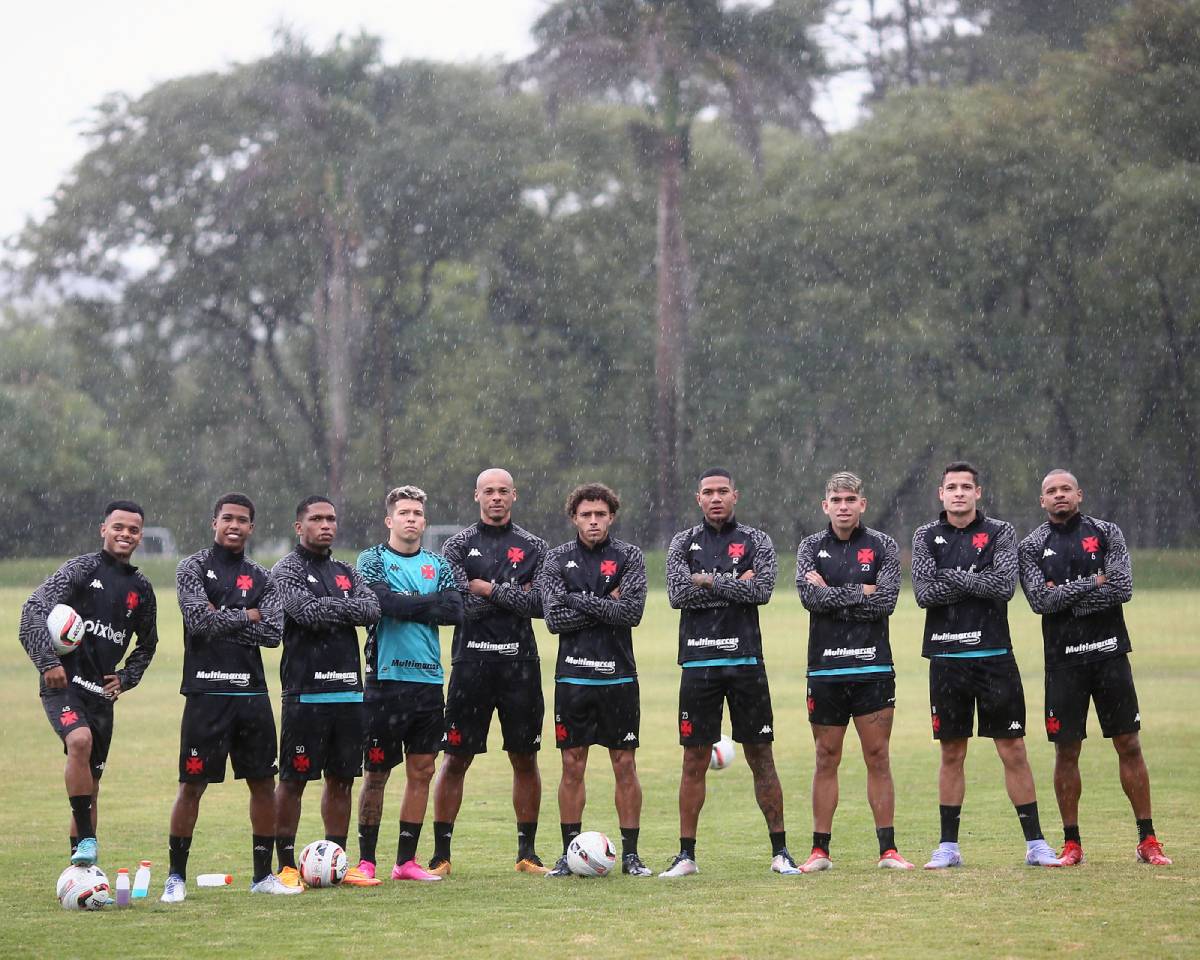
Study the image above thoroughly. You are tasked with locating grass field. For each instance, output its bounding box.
[2,559,1197,959]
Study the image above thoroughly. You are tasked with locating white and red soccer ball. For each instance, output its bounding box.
[710,735,736,770]
[47,604,86,656]
[566,831,617,877]
[57,865,109,910]
[298,840,347,887]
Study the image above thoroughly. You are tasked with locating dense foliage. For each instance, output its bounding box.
[7,1,1197,556]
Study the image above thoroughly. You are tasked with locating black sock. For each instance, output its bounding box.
[1137,818,1155,843]
[560,822,582,856]
[432,821,453,862]
[1016,802,1043,842]
[397,822,422,865]
[769,830,787,856]
[680,837,696,859]
[69,836,78,856]
[939,805,961,844]
[620,827,640,859]
[517,821,538,860]
[276,834,297,870]
[358,822,380,865]
[252,835,274,883]
[876,826,896,856]
[1064,824,1081,846]
[812,832,831,855]
[169,835,192,880]
[69,795,94,840]
[326,834,347,851]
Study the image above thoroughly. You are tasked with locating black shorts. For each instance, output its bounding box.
[179,694,277,783]
[1045,654,1140,742]
[41,690,113,780]
[280,697,365,781]
[554,680,640,750]
[363,682,444,771]
[444,660,544,755]
[807,677,896,727]
[929,654,1026,740]
[677,663,774,746]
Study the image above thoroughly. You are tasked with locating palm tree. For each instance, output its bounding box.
[522,0,828,541]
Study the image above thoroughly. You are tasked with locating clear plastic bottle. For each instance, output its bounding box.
[132,860,152,898]
[195,873,233,887]
[115,868,131,907]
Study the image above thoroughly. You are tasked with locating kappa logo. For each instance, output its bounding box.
[1043,548,1056,558]
[206,569,218,580]
[533,734,541,745]
[307,574,318,583]
[934,536,947,545]
[1008,721,1023,731]
[817,550,832,559]
[759,724,772,735]
[622,732,637,742]
[90,579,104,589]
[565,560,579,569]
[468,548,482,557]
[689,543,702,551]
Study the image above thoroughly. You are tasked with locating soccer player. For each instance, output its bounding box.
[271,496,382,889]
[20,499,158,869]
[538,483,651,878]
[795,471,913,872]
[662,468,800,877]
[162,493,296,901]
[1018,469,1170,866]
[912,462,1060,869]
[355,486,463,882]
[431,467,550,875]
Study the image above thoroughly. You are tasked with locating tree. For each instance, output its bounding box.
[20,36,533,528]
[521,0,828,542]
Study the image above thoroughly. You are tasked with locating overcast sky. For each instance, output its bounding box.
[3,1,864,244]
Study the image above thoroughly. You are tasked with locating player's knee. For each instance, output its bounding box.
[1113,733,1142,760]
[363,769,390,790]
[65,728,93,757]
[508,752,538,775]
[681,746,710,778]
[939,738,968,766]
[407,756,436,784]
[862,743,890,773]
[995,738,1029,769]
[1054,740,1082,765]
[179,781,207,802]
[441,753,472,778]
[813,741,842,771]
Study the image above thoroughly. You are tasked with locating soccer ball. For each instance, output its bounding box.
[47,604,86,656]
[57,865,109,910]
[298,840,347,887]
[566,831,616,877]
[710,735,736,770]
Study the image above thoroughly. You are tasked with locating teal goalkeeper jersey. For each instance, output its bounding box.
[357,544,455,684]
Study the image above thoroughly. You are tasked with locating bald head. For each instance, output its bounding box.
[1042,468,1079,490]
[475,467,517,526]
[476,468,514,491]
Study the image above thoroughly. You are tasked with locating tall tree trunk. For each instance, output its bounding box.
[655,135,689,545]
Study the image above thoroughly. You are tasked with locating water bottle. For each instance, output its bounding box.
[132,860,151,898]
[196,873,233,887]
[115,868,131,907]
